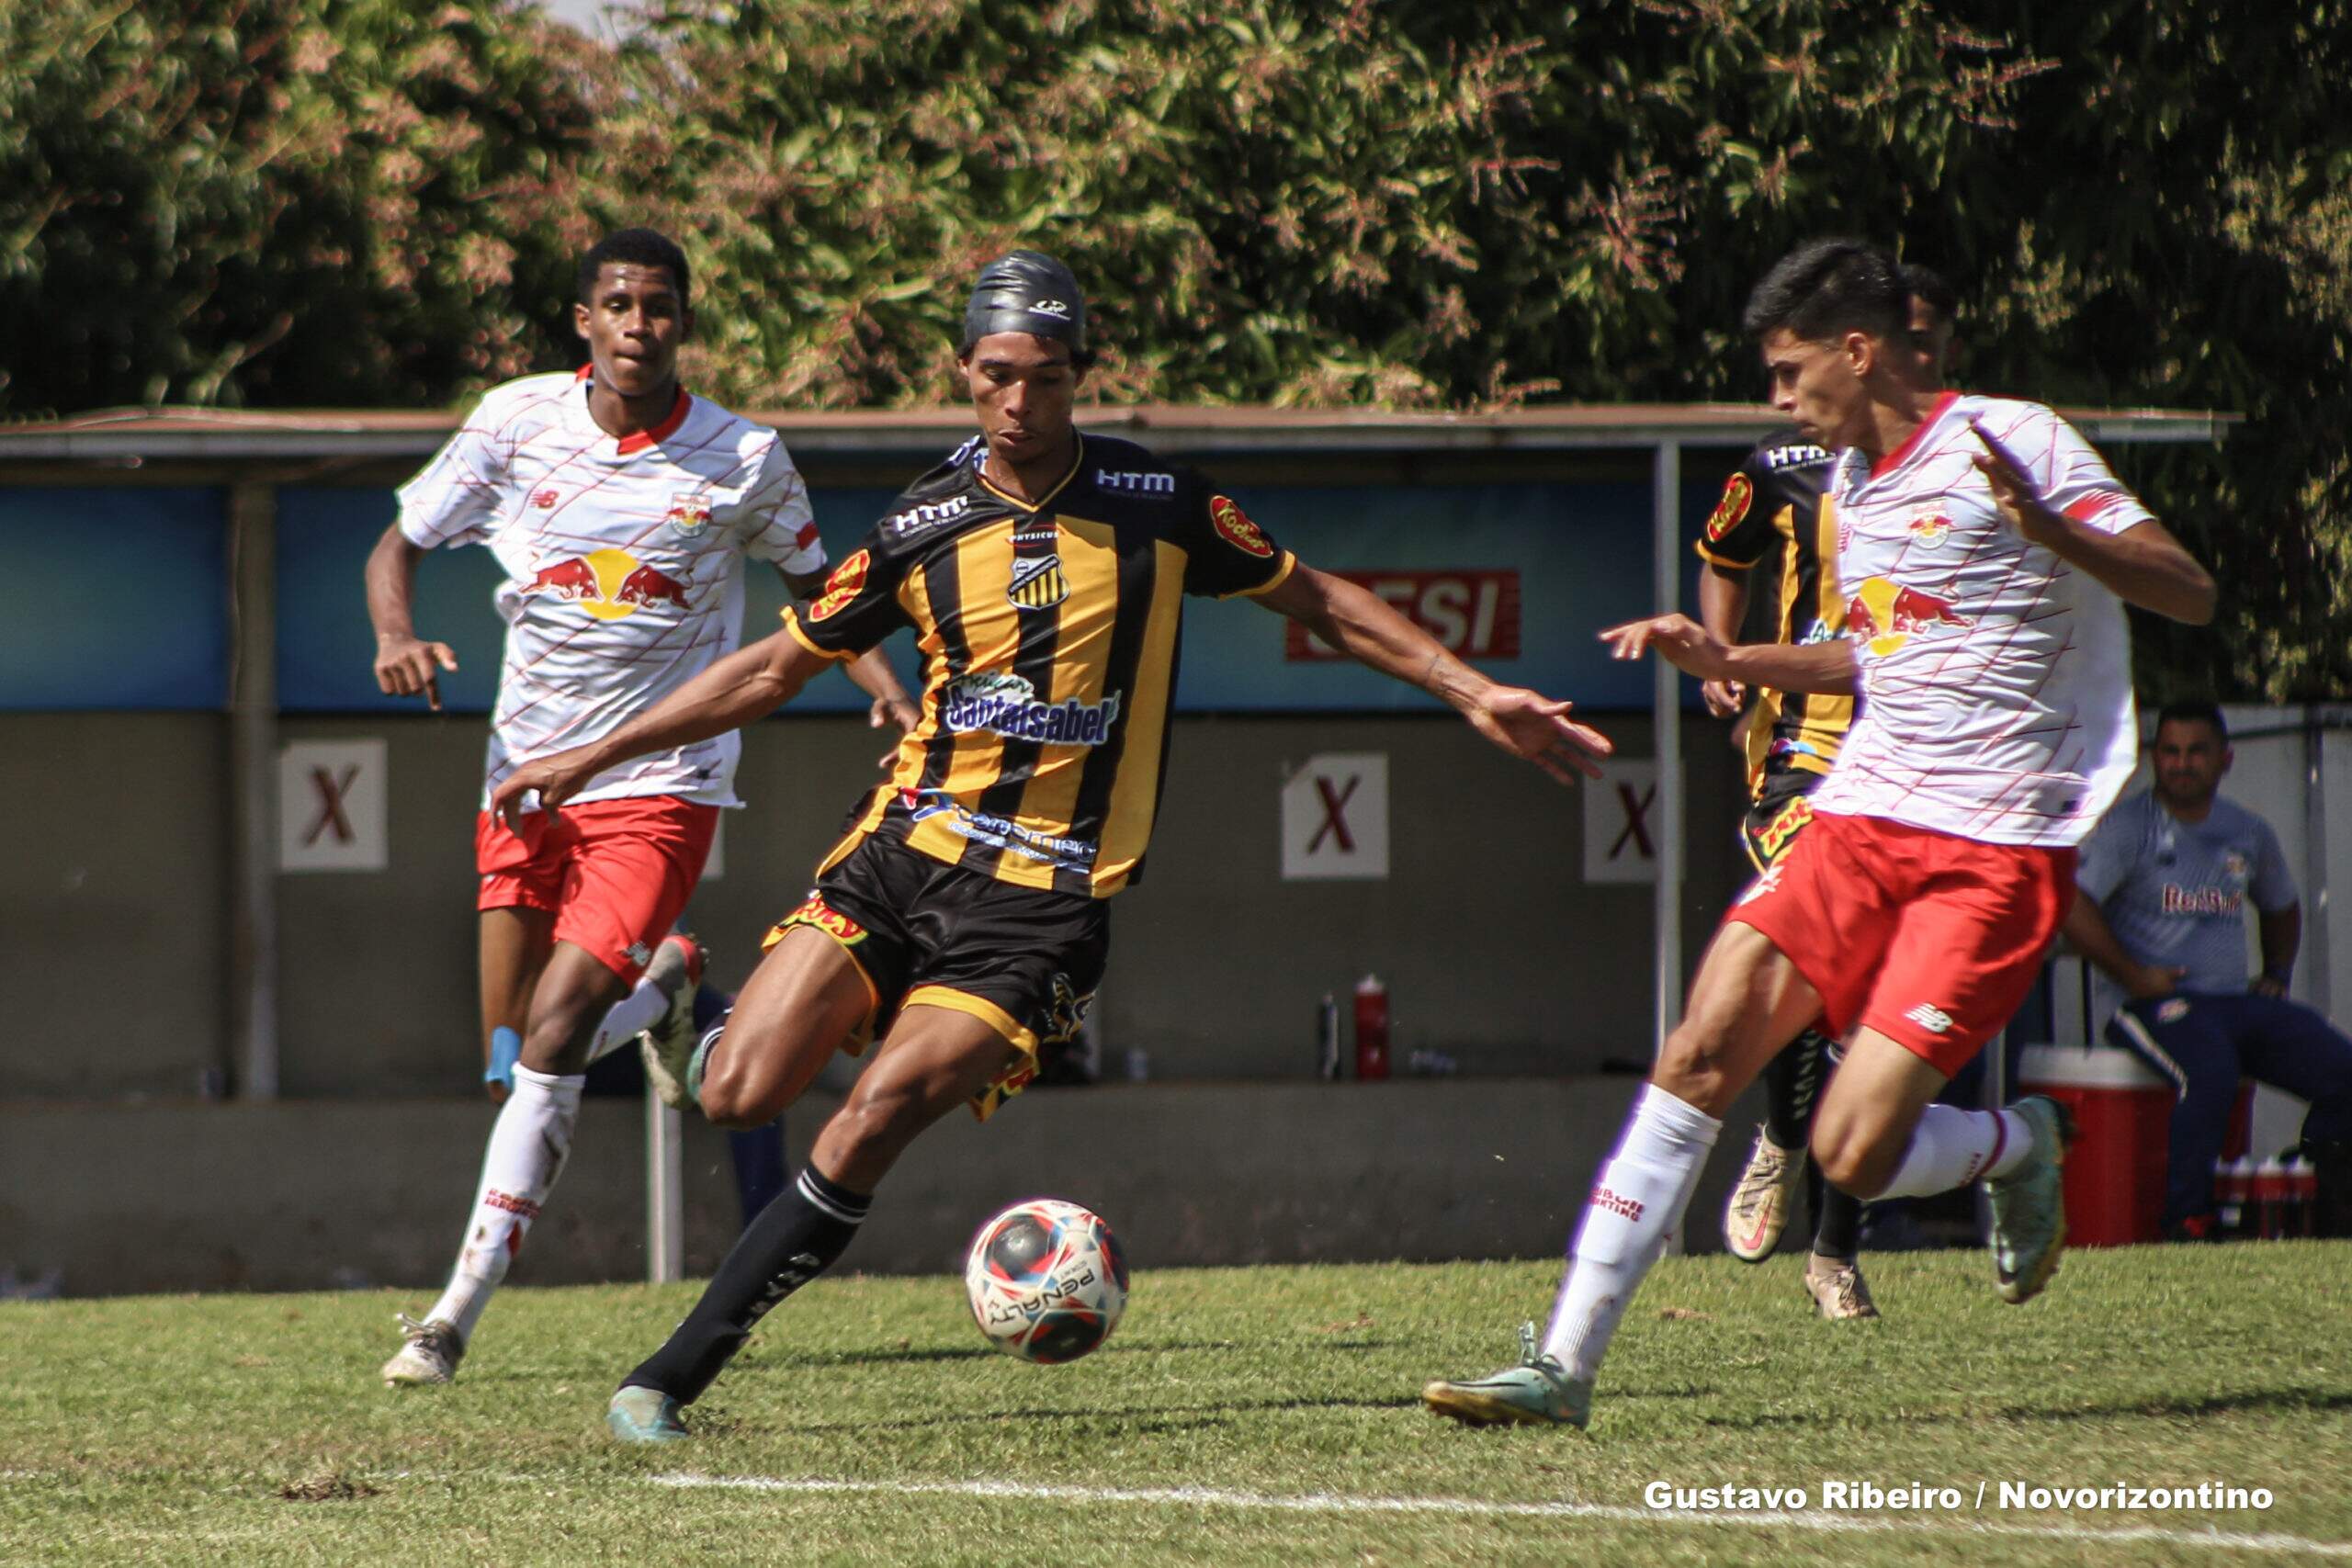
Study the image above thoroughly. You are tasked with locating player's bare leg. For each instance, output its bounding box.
[387,936,693,1387]
[611,1006,1023,1440]
[477,907,554,1105]
[670,926,876,1125]
[1815,1029,2074,1304]
[1424,923,1821,1427]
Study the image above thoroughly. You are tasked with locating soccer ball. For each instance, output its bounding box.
[963,1199,1128,1363]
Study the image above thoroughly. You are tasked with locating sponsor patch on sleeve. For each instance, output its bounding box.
[1705,474,1753,542]
[808,548,869,621]
[1210,495,1274,558]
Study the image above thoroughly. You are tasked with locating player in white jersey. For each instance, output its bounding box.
[362,229,915,1387]
[1424,239,2216,1429]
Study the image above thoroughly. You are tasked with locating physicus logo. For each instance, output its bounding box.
[1210,495,1273,558]
[1843,575,1972,656]
[940,671,1122,746]
[664,491,714,536]
[521,548,692,620]
[809,549,870,621]
[1706,473,1754,542]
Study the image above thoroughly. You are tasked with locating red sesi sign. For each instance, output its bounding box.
[1283,570,1522,660]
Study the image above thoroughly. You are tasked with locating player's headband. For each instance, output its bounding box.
[962,250,1087,355]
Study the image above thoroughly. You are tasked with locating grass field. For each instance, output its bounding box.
[4,1244,2347,1565]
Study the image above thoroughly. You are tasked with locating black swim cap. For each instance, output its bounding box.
[961,250,1087,355]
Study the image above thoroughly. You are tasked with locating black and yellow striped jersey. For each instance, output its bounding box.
[784,432,1295,897]
[1693,430,1855,795]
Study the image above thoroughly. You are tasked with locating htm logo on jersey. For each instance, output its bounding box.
[1903,1003,1955,1035]
[522,548,691,620]
[1905,510,1955,547]
[883,493,970,540]
[1007,552,1070,611]
[1844,575,1971,656]
[665,492,713,536]
[1098,469,1176,497]
[939,672,1121,745]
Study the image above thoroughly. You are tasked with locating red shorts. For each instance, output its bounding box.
[474,796,720,983]
[1726,809,2075,1077]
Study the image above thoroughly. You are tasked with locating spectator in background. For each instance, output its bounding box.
[2066,701,2352,1237]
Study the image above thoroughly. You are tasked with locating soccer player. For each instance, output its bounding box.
[1699,265,1958,1319]
[2067,701,2352,1237]
[483,250,1614,1442]
[1423,238,2215,1428]
[365,228,916,1386]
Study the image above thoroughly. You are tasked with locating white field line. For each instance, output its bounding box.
[650,1472,2352,1559]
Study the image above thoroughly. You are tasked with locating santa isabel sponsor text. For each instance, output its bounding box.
[1643,1480,2274,1512]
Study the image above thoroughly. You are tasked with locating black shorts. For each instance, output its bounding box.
[761,836,1111,1120]
[1740,767,1823,874]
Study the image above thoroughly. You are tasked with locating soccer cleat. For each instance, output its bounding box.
[380,1314,464,1387]
[1724,1126,1806,1262]
[1803,1254,1880,1320]
[1419,1324,1591,1429]
[637,933,707,1110]
[1986,1095,2075,1305]
[606,1385,690,1443]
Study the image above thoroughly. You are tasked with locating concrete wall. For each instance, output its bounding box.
[3,708,1753,1099]
[0,1077,1760,1297]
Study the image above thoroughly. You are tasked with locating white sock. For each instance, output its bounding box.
[1874,1104,2030,1198]
[585,972,675,1065]
[426,1065,583,1342]
[1541,1084,1721,1382]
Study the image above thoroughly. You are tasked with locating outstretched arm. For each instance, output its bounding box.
[1971,421,2217,625]
[365,523,459,710]
[784,563,920,761]
[1599,613,1857,695]
[1695,564,1752,717]
[1255,564,1611,783]
[488,629,833,829]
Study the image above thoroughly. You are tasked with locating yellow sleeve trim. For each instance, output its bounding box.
[1229,549,1298,600]
[903,985,1041,1059]
[1693,540,1761,570]
[780,606,859,662]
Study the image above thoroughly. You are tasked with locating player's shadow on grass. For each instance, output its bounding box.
[1702,1386,2352,1429]
[766,1338,1251,1369]
[777,1393,1420,1437]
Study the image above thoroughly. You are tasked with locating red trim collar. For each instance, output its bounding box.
[617,386,692,455]
[1870,389,1959,478]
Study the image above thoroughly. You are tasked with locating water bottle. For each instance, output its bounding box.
[1353,975,1391,1082]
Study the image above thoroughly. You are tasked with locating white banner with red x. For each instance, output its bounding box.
[1280,751,1389,881]
[277,739,389,873]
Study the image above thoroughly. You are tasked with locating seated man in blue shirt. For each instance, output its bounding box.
[2065,701,2352,1238]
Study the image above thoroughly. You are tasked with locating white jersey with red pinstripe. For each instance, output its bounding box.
[1807,391,2152,849]
[396,369,826,809]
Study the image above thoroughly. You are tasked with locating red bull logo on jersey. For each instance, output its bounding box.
[1906,510,1955,547]
[1843,575,1972,657]
[520,548,694,621]
[664,492,714,536]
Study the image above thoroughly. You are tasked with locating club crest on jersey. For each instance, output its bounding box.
[940,671,1121,746]
[1842,575,1972,657]
[1706,473,1753,542]
[1007,552,1069,611]
[808,549,869,621]
[1905,509,1955,547]
[1210,495,1273,558]
[664,491,714,536]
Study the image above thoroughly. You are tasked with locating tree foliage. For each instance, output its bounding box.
[4,0,2348,697]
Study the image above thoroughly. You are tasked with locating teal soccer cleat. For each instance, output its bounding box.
[1987,1095,2075,1305]
[607,1385,691,1443]
[1420,1324,1592,1429]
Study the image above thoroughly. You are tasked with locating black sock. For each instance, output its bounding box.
[620,1165,871,1403]
[1813,1183,1864,1261]
[1762,1029,1830,1150]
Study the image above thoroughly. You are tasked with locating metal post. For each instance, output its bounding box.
[2305,706,2332,1017]
[226,480,278,1100]
[647,1096,684,1282]
[1653,441,1684,1052]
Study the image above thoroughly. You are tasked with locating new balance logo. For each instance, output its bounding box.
[1904,1003,1954,1035]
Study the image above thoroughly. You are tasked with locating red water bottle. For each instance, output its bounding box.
[1353,975,1391,1081]
[2290,1156,2320,1237]
[2256,1157,2288,1240]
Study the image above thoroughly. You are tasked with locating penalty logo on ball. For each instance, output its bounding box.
[963,1198,1128,1364]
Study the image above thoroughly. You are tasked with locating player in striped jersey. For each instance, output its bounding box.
[1698,267,1957,1320]
[365,230,915,1388]
[483,250,1614,1441]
